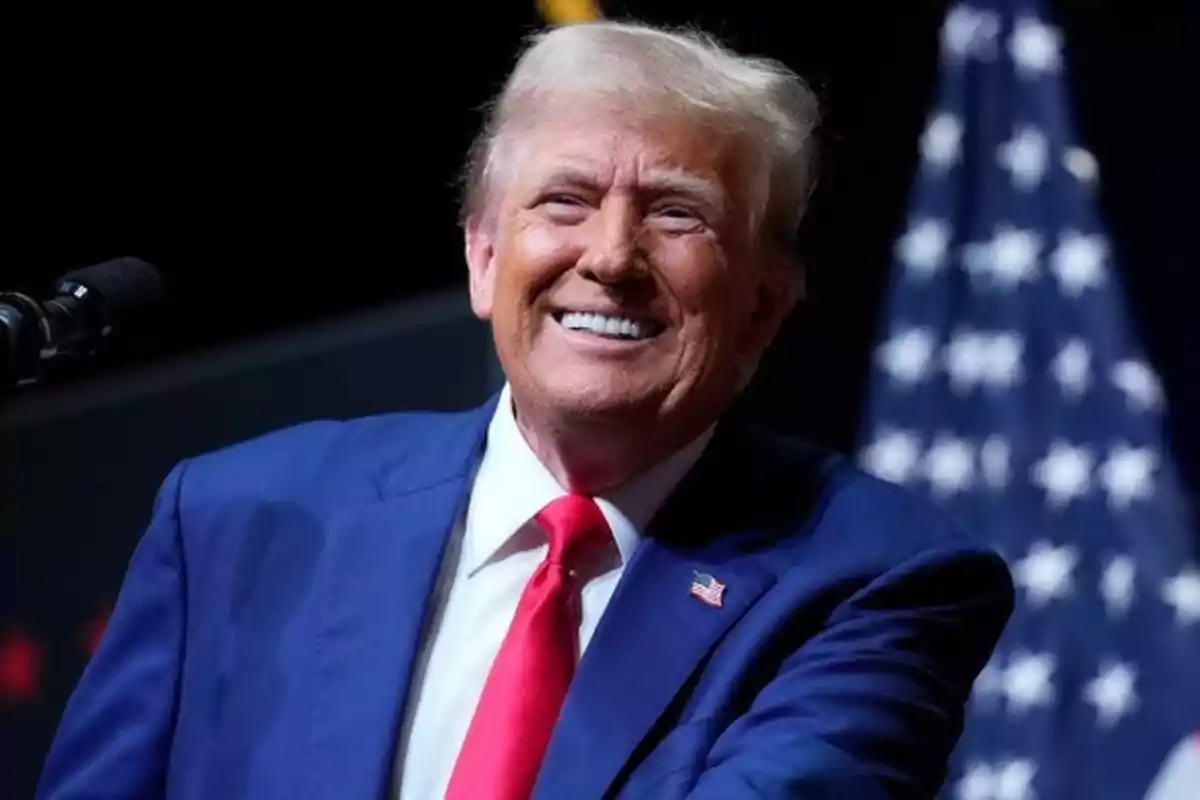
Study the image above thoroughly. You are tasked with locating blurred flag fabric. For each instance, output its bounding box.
[856,1,1200,798]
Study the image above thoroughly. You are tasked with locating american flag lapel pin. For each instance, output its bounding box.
[689,571,725,608]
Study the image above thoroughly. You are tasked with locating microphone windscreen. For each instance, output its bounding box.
[60,257,165,320]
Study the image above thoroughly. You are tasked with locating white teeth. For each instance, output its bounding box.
[559,311,652,340]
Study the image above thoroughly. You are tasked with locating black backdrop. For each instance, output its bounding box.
[5,2,1197,795]
[10,1,1196,458]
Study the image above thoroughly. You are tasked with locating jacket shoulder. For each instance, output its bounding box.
[173,405,486,505]
[739,426,997,566]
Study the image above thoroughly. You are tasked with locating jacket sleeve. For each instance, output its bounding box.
[37,460,191,799]
[685,545,1015,800]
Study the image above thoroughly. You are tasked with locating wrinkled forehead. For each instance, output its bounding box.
[493,100,761,212]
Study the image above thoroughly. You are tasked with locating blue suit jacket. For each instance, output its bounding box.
[38,396,1014,799]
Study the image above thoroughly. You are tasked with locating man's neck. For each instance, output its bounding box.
[510,399,710,496]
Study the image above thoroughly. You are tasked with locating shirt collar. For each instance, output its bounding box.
[462,383,713,576]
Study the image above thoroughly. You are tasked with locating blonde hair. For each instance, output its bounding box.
[460,20,821,248]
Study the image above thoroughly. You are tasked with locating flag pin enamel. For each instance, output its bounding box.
[689,571,726,608]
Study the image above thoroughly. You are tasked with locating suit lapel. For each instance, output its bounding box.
[303,399,496,798]
[533,421,783,800]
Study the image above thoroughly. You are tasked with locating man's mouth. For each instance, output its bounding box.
[553,311,665,341]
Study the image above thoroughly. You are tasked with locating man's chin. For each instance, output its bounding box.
[519,374,667,424]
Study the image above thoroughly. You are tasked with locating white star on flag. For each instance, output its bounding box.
[1084,660,1139,727]
[941,5,1001,60]
[896,218,951,277]
[1009,15,1062,75]
[1162,569,1200,627]
[860,429,923,486]
[1004,650,1057,714]
[877,326,937,386]
[1100,555,1136,618]
[998,127,1049,189]
[1111,359,1164,413]
[1098,443,1157,509]
[956,762,998,800]
[923,434,976,498]
[943,331,1024,393]
[1063,145,1100,185]
[1050,232,1107,296]
[1013,541,1078,607]
[994,759,1038,800]
[1031,441,1092,508]
[1051,339,1091,398]
[965,227,1042,290]
[922,112,963,170]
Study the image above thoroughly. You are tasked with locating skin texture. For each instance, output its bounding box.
[465,99,797,493]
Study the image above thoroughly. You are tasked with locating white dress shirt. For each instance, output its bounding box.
[392,385,711,799]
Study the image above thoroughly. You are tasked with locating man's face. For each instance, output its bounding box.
[466,102,796,435]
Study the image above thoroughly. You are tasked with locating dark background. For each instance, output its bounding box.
[11,2,1195,457]
[5,2,1197,795]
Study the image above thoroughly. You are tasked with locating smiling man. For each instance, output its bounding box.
[465,89,791,494]
[39,20,1014,800]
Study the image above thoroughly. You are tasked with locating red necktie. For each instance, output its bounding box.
[445,494,613,800]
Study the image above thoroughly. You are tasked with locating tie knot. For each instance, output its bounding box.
[534,494,612,570]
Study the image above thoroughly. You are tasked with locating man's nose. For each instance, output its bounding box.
[576,199,644,282]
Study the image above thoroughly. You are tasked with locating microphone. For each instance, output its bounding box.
[0,257,165,388]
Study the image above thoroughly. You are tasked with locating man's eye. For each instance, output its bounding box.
[542,193,586,206]
[658,206,696,218]
[539,194,590,224]
[651,201,708,221]
[651,205,706,231]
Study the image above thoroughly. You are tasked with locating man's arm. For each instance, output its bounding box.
[37,461,190,799]
[687,545,1014,800]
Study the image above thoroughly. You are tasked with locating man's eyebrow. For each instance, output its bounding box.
[533,165,726,212]
[640,168,726,213]
[537,166,600,187]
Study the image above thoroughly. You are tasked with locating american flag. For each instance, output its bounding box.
[856,1,1200,798]
[690,571,726,608]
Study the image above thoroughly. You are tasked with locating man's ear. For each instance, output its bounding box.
[734,255,800,391]
[745,249,801,348]
[464,215,497,321]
